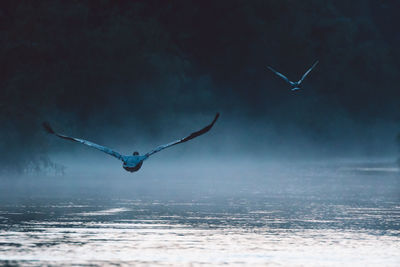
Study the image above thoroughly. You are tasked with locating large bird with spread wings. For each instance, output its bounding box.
[267,60,319,91]
[43,113,219,172]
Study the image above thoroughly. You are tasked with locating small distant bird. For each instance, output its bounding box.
[267,60,319,91]
[43,113,219,172]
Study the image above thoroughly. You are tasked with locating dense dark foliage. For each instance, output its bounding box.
[1,0,399,173]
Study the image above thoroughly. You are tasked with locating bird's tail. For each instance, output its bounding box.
[42,122,55,134]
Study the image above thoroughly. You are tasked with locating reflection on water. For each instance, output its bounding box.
[0,162,399,266]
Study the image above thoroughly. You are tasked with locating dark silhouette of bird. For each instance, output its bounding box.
[43,113,219,172]
[267,61,319,91]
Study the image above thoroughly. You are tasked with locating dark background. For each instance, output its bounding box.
[1,0,399,174]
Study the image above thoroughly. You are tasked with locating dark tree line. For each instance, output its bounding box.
[1,0,399,173]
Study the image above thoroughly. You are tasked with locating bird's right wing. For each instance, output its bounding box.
[267,66,291,84]
[143,113,219,159]
[298,60,319,84]
[43,122,124,161]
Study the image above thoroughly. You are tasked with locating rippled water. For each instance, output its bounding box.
[0,162,399,266]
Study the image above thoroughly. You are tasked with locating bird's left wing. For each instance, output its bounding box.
[43,122,124,161]
[267,66,291,84]
[144,113,219,159]
[298,60,319,84]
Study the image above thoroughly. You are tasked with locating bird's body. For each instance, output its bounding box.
[122,155,146,172]
[267,60,319,91]
[289,82,301,91]
[43,113,219,173]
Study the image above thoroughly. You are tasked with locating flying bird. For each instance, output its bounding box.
[267,60,319,91]
[43,113,219,172]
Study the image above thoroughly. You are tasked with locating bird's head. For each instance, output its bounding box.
[133,151,139,156]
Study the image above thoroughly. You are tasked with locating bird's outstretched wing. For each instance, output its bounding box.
[43,122,124,161]
[298,60,319,84]
[267,66,292,84]
[144,113,219,159]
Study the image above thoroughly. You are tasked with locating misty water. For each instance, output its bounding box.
[0,160,399,266]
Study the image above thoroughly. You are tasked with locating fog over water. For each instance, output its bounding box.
[1,1,400,266]
[1,160,399,266]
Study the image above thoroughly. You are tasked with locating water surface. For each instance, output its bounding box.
[0,161,399,266]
